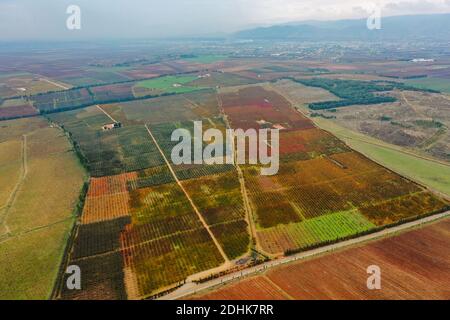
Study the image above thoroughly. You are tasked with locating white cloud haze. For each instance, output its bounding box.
[0,0,450,40]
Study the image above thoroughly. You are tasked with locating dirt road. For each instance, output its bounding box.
[0,135,28,236]
[96,105,117,123]
[161,210,450,300]
[40,78,71,90]
[144,124,230,264]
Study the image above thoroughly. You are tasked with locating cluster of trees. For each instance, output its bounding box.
[310,112,336,119]
[293,78,439,110]
[295,78,398,110]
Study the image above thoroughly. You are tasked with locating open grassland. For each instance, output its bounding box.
[0,117,86,300]
[193,218,450,300]
[0,140,22,206]
[0,220,74,300]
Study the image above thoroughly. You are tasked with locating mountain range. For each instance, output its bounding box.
[234,14,450,41]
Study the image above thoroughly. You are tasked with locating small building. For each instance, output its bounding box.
[102,122,122,131]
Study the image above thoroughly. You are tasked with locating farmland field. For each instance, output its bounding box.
[0,98,39,120]
[193,218,450,300]
[1,44,449,302]
[219,85,449,255]
[0,117,86,300]
[102,90,220,125]
[0,74,70,97]
[48,107,166,177]
[311,117,450,196]
[405,77,450,93]
[134,75,204,95]
[52,88,249,298]
[61,173,228,299]
[181,55,228,64]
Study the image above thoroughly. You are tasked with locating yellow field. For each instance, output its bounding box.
[0,117,86,300]
[0,140,22,206]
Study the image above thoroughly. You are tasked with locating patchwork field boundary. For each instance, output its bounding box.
[333,135,450,201]
[144,124,230,263]
[50,181,89,300]
[40,78,450,300]
[216,92,259,254]
[163,210,450,300]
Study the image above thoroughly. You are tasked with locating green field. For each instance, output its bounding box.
[289,210,376,247]
[259,210,376,253]
[135,75,202,94]
[181,55,227,64]
[405,77,450,93]
[313,117,450,196]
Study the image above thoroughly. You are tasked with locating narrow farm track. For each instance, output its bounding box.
[216,93,260,253]
[144,124,230,263]
[96,104,117,123]
[420,126,448,151]
[39,78,71,90]
[401,91,426,118]
[0,134,28,235]
[0,216,73,244]
[400,91,449,151]
[161,211,450,300]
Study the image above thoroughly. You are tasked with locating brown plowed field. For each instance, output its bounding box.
[194,218,450,300]
[82,172,138,224]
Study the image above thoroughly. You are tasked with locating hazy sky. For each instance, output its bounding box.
[1,0,450,40]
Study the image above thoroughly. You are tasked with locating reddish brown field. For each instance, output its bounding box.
[278,128,348,157]
[87,172,137,197]
[0,104,39,119]
[193,218,450,300]
[195,277,288,300]
[220,86,314,131]
[82,172,138,224]
[119,64,176,79]
[91,83,135,100]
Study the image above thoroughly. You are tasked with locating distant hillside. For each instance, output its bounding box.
[235,14,450,41]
